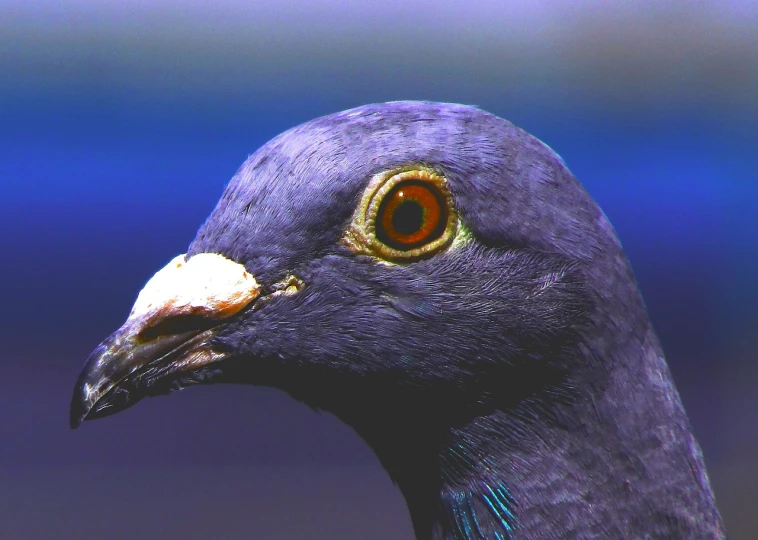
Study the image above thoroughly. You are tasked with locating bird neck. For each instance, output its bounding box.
[355,401,554,539]
[344,349,722,539]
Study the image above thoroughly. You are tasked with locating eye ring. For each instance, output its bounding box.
[346,167,458,261]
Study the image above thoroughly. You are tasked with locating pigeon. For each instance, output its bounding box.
[71,101,725,539]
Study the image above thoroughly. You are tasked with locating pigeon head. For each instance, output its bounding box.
[71,102,723,539]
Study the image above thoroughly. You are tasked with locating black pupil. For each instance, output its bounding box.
[392,200,424,235]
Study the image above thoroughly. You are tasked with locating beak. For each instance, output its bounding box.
[70,253,260,429]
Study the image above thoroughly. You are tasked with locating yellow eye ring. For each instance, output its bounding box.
[343,167,458,261]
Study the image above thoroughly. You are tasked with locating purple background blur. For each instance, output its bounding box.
[1,2,756,538]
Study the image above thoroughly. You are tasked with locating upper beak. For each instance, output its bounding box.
[70,253,260,429]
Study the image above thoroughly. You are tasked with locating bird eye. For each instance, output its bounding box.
[344,168,458,261]
[376,181,445,250]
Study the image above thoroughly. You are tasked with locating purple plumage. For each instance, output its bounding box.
[72,102,725,539]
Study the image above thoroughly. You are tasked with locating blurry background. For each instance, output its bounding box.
[1,1,756,538]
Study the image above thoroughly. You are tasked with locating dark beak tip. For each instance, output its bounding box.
[69,367,99,430]
[69,339,116,431]
[69,390,88,430]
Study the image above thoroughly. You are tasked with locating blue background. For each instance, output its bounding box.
[1,2,757,538]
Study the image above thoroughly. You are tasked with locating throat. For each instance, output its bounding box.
[433,416,524,539]
[353,408,527,540]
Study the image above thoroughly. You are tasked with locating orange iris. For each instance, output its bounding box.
[377,181,445,249]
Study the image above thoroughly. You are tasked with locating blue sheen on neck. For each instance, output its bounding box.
[444,482,516,539]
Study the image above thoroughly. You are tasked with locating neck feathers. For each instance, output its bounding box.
[438,483,516,539]
[360,367,724,539]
